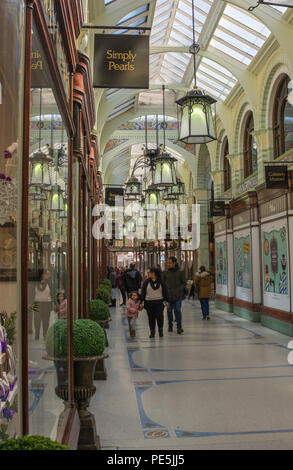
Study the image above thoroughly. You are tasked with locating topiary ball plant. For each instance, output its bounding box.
[102,278,112,288]
[96,286,111,304]
[45,319,106,358]
[0,435,69,450]
[90,299,110,322]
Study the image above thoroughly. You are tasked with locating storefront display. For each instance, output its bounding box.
[234,232,252,302]
[262,220,290,312]
[215,238,228,296]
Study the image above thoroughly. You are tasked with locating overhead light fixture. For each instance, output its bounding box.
[124,176,142,201]
[248,0,293,10]
[29,89,53,187]
[153,86,178,188]
[49,184,65,212]
[176,0,217,144]
[144,183,161,206]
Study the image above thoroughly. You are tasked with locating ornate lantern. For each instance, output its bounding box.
[124,176,142,201]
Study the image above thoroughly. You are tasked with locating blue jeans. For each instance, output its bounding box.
[200,298,210,318]
[167,300,182,329]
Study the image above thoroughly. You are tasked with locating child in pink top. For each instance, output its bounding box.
[54,292,68,320]
[126,292,143,338]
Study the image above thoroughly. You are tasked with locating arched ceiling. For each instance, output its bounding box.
[83,0,293,182]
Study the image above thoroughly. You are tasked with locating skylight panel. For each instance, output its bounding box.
[210,38,251,65]
[153,11,171,27]
[170,30,192,45]
[214,29,259,57]
[117,5,148,24]
[224,5,270,37]
[198,65,236,89]
[201,57,236,79]
[218,18,266,48]
[196,80,227,101]
[178,0,207,24]
[197,72,231,95]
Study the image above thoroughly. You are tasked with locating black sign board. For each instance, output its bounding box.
[265,165,289,189]
[210,200,226,217]
[105,187,124,206]
[141,242,147,249]
[93,34,149,89]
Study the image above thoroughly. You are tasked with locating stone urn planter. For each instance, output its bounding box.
[44,319,106,450]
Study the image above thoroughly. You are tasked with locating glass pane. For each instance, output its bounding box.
[0,0,25,443]
[28,21,69,439]
[284,100,293,152]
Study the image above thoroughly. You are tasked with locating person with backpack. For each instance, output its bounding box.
[194,266,213,320]
[122,263,142,297]
[162,256,186,334]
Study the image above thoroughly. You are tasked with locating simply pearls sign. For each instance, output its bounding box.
[93,34,149,89]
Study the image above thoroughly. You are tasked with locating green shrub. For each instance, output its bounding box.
[96,286,111,304]
[101,281,112,292]
[4,312,16,345]
[102,278,112,288]
[89,299,110,321]
[45,319,106,358]
[0,435,69,450]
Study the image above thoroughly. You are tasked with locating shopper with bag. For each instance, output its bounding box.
[141,267,168,338]
[126,291,143,338]
[194,266,213,320]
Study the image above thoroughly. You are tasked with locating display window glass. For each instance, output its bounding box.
[27,21,69,439]
[0,0,25,443]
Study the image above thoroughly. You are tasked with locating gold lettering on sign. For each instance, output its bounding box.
[106,49,137,72]
[31,51,43,70]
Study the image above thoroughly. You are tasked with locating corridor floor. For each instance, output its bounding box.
[90,299,293,450]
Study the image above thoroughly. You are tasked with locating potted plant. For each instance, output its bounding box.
[89,300,110,380]
[96,286,111,306]
[45,319,106,450]
[0,435,69,450]
[89,299,111,345]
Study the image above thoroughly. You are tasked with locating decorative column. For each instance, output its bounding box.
[287,170,293,314]
[194,189,210,269]
[248,191,261,311]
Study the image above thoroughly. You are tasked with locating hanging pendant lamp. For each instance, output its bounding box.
[176,0,217,144]
[144,183,161,206]
[30,89,53,187]
[153,86,178,188]
[124,176,142,201]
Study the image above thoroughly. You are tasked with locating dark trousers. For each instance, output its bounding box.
[34,302,51,339]
[120,287,127,305]
[200,298,210,318]
[145,300,164,333]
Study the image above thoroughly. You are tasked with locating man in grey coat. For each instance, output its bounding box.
[162,256,186,334]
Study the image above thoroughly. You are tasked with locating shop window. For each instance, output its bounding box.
[243,111,258,179]
[27,21,69,439]
[273,75,293,158]
[0,0,25,442]
[222,137,231,192]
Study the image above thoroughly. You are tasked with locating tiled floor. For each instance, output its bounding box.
[90,299,293,450]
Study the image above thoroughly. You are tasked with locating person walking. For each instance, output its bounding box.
[122,263,142,297]
[126,291,143,338]
[108,266,117,307]
[33,269,53,340]
[194,266,213,320]
[162,256,186,334]
[117,267,127,306]
[141,267,168,338]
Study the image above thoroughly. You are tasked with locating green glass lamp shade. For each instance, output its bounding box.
[172,178,185,195]
[29,186,48,201]
[176,88,217,144]
[60,201,68,219]
[163,188,179,201]
[125,177,142,200]
[144,184,161,206]
[30,152,52,187]
[49,184,65,211]
[153,151,177,187]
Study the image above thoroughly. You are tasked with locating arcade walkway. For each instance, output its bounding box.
[90,299,293,450]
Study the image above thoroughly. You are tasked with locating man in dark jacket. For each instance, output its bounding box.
[122,263,142,296]
[162,256,186,334]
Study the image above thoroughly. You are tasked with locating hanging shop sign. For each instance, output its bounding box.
[265,165,289,189]
[141,242,147,249]
[210,200,226,217]
[93,34,149,89]
[105,187,124,206]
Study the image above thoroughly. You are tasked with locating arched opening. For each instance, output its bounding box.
[243,111,257,179]
[273,74,293,158]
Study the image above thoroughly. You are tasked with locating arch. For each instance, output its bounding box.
[259,59,292,130]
